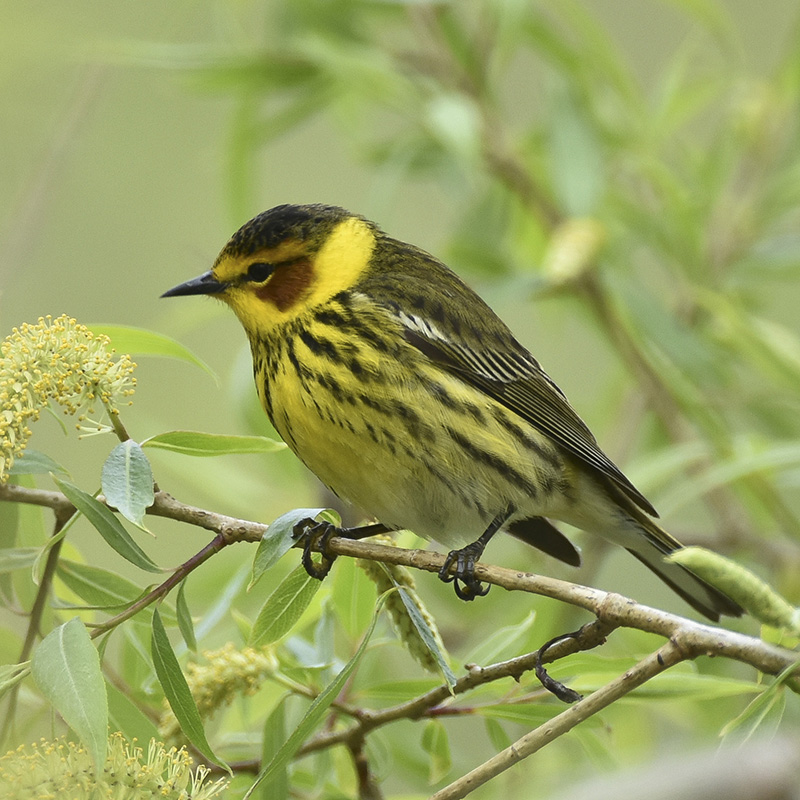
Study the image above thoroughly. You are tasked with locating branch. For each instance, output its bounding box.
[430,640,687,800]
[2,484,797,683]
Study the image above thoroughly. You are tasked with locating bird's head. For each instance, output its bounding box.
[162,204,378,336]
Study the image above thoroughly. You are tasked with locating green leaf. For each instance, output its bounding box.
[31,618,108,771]
[244,600,383,799]
[468,611,537,665]
[176,579,197,652]
[101,440,155,529]
[250,508,327,590]
[484,717,511,752]
[249,565,321,648]
[0,662,31,701]
[397,585,457,691]
[106,681,159,744]
[142,430,285,457]
[0,547,41,573]
[331,556,375,640]
[8,449,67,476]
[259,698,289,800]
[151,608,227,770]
[87,324,216,379]
[56,559,177,623]
[54,478,159,573]
[421,719,452,783]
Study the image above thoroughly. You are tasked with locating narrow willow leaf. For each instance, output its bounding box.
[31,618,108,771]
[250,508,327,590]
[54,478,159,573]
[8,449,67,476]
[87,324,216,379]
[249,565,321,648]
[176,579,197,652]
[397,586,457,691]
[244,601,383,799]
[151,609,227,770]
[57,559,177,623]
[468,611,537,665]
[484,717,511,752]
[0,662,30,701]
[106,681,159,744]
[259,697,289,800]
[101,440,154,529]
[421,719,452,784]
[0,547,41,573]
[142,430,285,457]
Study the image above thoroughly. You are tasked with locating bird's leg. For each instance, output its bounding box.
[439,506,513,601]
[292,519,392,580]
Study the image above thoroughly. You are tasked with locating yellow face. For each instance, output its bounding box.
[212,216,377,337]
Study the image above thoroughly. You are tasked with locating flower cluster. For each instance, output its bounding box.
[159,643,278,744]
[0,315,135,480]
[358,535,447,674]
[0,733,227,799]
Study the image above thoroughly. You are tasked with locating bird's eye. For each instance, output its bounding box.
[246,262,274,283]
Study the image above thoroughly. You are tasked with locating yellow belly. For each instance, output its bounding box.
[259,327,570,547]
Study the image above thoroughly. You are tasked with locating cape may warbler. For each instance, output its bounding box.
[164,204,741,621]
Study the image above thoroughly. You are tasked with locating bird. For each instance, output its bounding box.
[163,203,742,621]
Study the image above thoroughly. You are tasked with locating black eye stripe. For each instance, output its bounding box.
[246,262,275,283]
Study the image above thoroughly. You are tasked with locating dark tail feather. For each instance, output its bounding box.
[508,516,582,567]
[626,547,743,622]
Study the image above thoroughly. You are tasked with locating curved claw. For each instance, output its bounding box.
[292,518,339,580]
[438,544,490,601]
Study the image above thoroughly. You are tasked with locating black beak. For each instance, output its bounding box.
[161,271,228,298]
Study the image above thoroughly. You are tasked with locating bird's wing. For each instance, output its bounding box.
[399,314,657,517]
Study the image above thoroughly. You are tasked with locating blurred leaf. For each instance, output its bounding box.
[610,672,762,700]
[106,682,159,744]
[0,662,30,702]
[31,618,108,772]
[721,680,788,742]
[548,83,604,215]
[468,612,537,665]
[659,439,800,516]
[244,600,383,799]
[0,547,40,573]
[259,697,289,800]
[87,324,216,379]
[142,430,286,457]
[250,508,327,590]
[8,450,67,476]
[484,717,512,752]
[426,92,482,165]
[357,679,440,704]
[151,608,227,770]
[421,719,452,784]
[176,579,197,652]
[479,704,565,726]
[101,440,154,530]
[331,556,375,640]
[54,478,159,573]
[249,565,321,648]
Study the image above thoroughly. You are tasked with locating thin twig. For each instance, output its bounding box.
[429,640,687,800]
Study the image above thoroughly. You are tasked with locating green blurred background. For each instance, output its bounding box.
[3,1,800,796]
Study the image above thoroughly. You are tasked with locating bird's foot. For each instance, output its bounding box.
[292,518,340,580]
[438,542,490,601]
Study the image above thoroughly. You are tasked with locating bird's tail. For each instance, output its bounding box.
[595,478,743,621]
[624,513,742,622]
